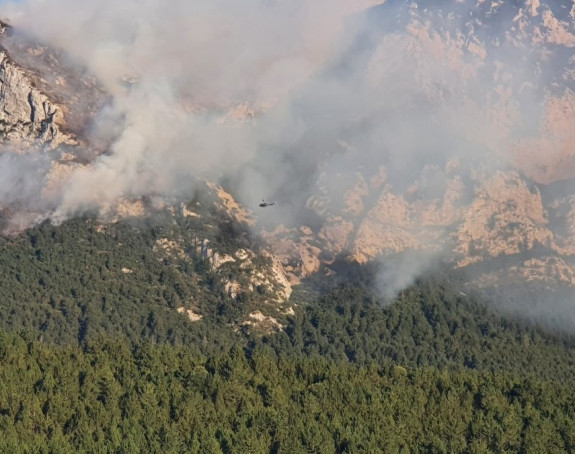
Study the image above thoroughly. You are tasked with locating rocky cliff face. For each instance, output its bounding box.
[258,0,575,303]
[0,21,105,150]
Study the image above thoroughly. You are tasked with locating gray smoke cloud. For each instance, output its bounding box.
[1,0,575,330]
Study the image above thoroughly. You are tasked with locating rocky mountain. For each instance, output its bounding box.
[1,1,575,329]
[256,0,575,319]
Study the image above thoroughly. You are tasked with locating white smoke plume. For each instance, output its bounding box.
[0,0,380,217]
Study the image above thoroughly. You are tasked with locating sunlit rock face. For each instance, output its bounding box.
[0,49,69,148]
[262,0,575,297]
[454,171,552,266]
[0,21,106,149]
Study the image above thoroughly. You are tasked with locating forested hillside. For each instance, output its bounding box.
[0,205,270,348]
[1,213,575,378]
[1,333,574,453]
[271,282,575,383]
[1,214,575,452]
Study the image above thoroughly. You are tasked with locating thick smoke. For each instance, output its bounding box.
[0,0,519,208]
[1,0,575,329]
[0,0,382,214]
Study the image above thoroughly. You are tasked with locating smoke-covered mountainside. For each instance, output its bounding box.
[2,0,575,334]
[248,0,575,330]
[0,0,574,333]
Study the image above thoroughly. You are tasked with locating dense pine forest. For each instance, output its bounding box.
[2,333,574,453]
[0,211,575,452]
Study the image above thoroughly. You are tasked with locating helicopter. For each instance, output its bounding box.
[259,200,276,208]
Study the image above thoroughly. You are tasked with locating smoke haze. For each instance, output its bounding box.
[1,0,575,328]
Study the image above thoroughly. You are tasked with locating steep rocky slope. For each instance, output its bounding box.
[258,0,575,305]
[0,21,106,149]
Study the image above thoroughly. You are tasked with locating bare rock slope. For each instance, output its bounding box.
[263,0,575,296]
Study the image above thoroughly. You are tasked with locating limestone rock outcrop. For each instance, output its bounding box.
[0,21,106,150]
